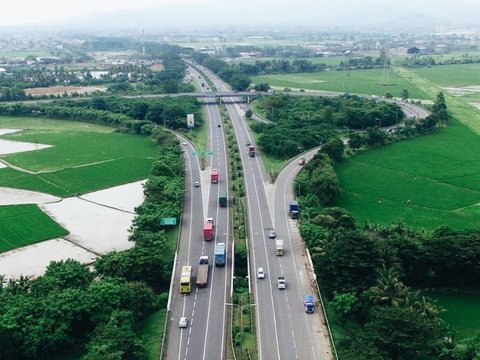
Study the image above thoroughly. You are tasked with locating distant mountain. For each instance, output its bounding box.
[25,1,480,32]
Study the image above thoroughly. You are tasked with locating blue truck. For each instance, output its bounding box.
[214,243,226,267]
[289,201,299,219]
[304,294,315,313]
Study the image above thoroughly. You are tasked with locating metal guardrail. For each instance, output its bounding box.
[306,248,339,360]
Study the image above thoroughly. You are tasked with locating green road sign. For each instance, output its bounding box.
[192,150,214,156]
[160,217,177,225]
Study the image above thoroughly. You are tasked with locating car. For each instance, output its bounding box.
[268,230,276,239]
[217,123,221,128]
[246,140,251,146]
[194,181,200,187]
[182,141,187,146]
[178,317,188,328]
[257,267,265,279]
[277,276,286,289]
[298,157,306,165]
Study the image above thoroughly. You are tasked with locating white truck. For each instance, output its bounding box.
[275,239,284,256]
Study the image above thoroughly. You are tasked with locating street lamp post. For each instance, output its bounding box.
[225,303,258,331]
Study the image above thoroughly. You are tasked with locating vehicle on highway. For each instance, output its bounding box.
[268,230,276,239]
[219,192,227,207]
[194,181,200,187]
[203,221,214,241]
[289,201,299,219]
[246,140,251,146]
[277,276,286,289]
[179,317,188,328]
[257,267,265,279]
[196,256,209,288]
[275,239,284,256]
[180,266,193,294]
[304,295,315,313]
[298,157,306,165]
[217,123,221,127]
[211,168,219,184]
[215,243,226,266]
[182,141,187,146]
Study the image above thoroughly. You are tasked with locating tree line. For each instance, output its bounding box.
[0,95,202,133]
[249,94,404,159]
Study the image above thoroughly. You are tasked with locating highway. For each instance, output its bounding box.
[167,61,429,360]
[197,63,333,360]
[164,67,231,360]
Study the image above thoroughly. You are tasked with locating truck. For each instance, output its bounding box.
[215,242,226,266]
[196,256,209,288]
[275,239,284,256]
[277,276,286,289]
[248,145,256,157]
[289,200,299,219]
[304,294,315,313]
[203,223,214,241]
[211,168,218,184]
[219,192,227,207]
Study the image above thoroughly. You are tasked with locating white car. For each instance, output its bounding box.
[268,230,276,239]
[179,317,188,328]
[257,267,265,279]
[182,141,187,146]
[194,181,200,187]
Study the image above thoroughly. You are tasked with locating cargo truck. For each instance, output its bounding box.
[248,145,256,157]
[215,243,226,266]
[196,256,209,287]
[211,168,218,184]
[219,192,227,207]
[304,294,315,313]
[289,201,299,219]
[275,239,284,256]
[203,223,214,241]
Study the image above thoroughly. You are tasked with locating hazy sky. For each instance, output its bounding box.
[1,0,478,28]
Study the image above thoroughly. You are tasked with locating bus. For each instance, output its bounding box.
[180,265,193,294]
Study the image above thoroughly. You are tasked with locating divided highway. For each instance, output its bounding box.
[164,68,231,360]
[167,61,429,360]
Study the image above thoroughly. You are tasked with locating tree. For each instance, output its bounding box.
[309,166,340,206]
[321,138,345,162]
[331,292,359,323]
[401,89,409,100]
[83,310,147,360]
[368,267,408,307]
[315,230,384,296]
[364,306,438,360]
[364,126,386,147]
[348,132,363,150]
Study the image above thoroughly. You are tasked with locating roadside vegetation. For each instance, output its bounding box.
[0,130,184,360]
[245,84,479,358]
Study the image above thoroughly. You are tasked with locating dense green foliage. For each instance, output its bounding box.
[251,94,403,158]
[298,207,480,359]
[0,95,202,132]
